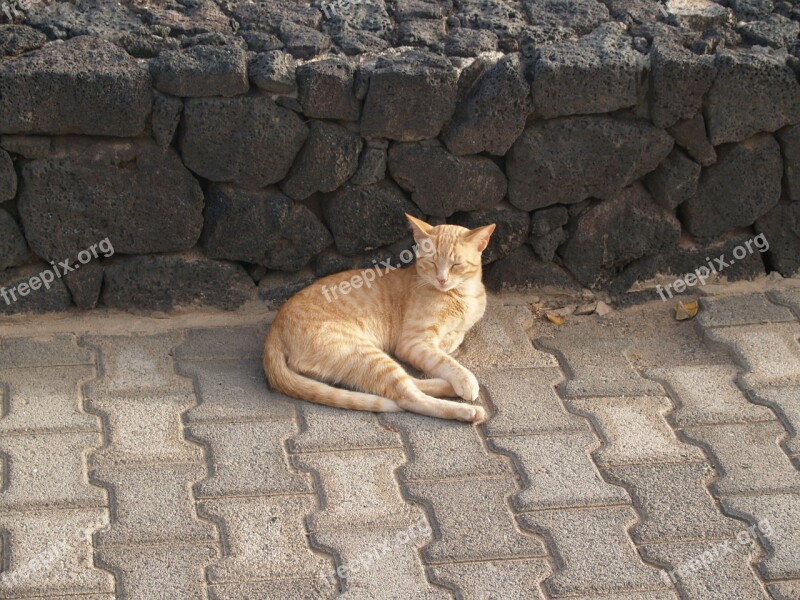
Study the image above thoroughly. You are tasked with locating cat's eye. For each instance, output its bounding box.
[452,262,463,268]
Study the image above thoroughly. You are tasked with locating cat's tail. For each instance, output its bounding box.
[263,331,404,413]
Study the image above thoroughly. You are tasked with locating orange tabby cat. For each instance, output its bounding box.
[263,214,495,423]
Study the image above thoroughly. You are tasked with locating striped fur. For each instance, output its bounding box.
[264,214,495,423]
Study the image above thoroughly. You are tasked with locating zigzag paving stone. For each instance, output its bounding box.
[190,420,312,497]
[89,391,204,468]
[564,593,678,600]
[178,360,296,423]
[0,366,98,433]
[403,478,546,563]
[313,527,448,599]
[208,579,332,600]
[480,368,589,436]
[380,412,507,481]
[569,396,706,466]
[703,323,800,388]
[92,463,216,547]
[519,506,671,597]
[0,335,94,369]
[748,386,800,456]
[0,508,113,597]
[96,544,217,600]
[536,334,664,397]
[489,432,629,510]
[646,365,775,426]
[294,449,421,531]
[200,496,331,583]
[604,462,743,543]
[768,580,800,599]
[457,304,557,370]
[639,539,768,599]
[697,293,797,328]
[723,493,800,580]
[683,421,800,495]
[769,288,800,318]
[428,559,551,600]
[174,325,267,361]
[0,433,105,509]
[290,404,402,453]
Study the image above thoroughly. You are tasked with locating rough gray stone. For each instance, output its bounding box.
[360,50,458,141]
[151,92,183,149]
[706,49,800,145]
[682,134,783,239]
[0,209,28,271]
[325,21,392,55]
[102,252,254,312]
[649,38,715,128]
[0,135,52,159]
[278,20,332,59]
[396,19,447,51]
[18,140,204,260]
[296,57,361,121]
[0,262,73,314]
[0,37,152,136]
[454,0,530,41]
[666,0,734,29]
[322,181,422,256]
[311,237,416,277]
[0,147,16,201]
[248,50,296,93]
[351,139,388,186]
[562,184,681,287]
[232,0,322,32]
[730,0,775,20]
[483,245,582,292]
[445,28,499,56]
[756,200,800,276]
[532,24,642,118]
[667,114,717,166]
[530,206,569,237]
[258,268,317,309]
[738,14,800,49]
[442,54,531,156]
[180,95,308,188]
[239,30,284,52]
[449,204,530,264]
[0,24,47,57]
[645,148,701,210]
[149,45,248,97]
[281,121,363,201]
[530,227,569,261]
[388,140,507,217]
[64,261,103,310]
[523,0,610,35]
[507,116,674,210]
[201,184,332,271]
[778,123,800,201]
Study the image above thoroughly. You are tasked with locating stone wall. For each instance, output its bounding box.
[1,0,799,314]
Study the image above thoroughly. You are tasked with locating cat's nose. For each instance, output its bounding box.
[437,276,447,286]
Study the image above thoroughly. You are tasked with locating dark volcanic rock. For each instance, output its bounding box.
[455,0,530,41]
[682,134,783,239]
[756,201,800,276]
[507,116,674,210]
[151,92,183,149]
[737,15,799,49]
[530,227,569,261]
[102,252,255,312]
[442,54,531,156]
[296,58,361,121]
[778,124,800,201]
[149,45,249,97]
[397,19,447,52]
[201,184,332,272]
[278,21,332,59]
[0,148,16,201]
[449,204,530,264]
[232,1,322,32]
[667,115,717,166]
[180,96,308,188]
[649,38,715,129]
[258,268,318,310]
[0,210,29,271]
[445,28,499,56]
[311,236,417,277]
[388,140,507,217]
[0,25,47,57]
[705,49,800,145]
[523,0,610,35]
[322,181,422,256]
[0,37,152,137]
[532,24,643,118]
[561,184,681,287]
[360,51,459,141]
[281,122,363,201]
[64,261,103,310]
[249,51,297,93]
[484,245,582,293]
[351,140,389,186]
[645,149,702,210]
[530,206,569,237]
[0,263,73,315]
[18,140,204,260]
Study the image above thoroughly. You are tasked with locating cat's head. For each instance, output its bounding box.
[406,214,495,292]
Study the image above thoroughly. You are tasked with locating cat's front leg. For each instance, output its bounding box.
[440,330,465,355]
[396,339,480,402]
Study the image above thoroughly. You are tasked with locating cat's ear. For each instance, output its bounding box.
[405,213,434,241]
[464,224,496,252]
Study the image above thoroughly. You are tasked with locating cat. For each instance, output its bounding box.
[263,214,495,423]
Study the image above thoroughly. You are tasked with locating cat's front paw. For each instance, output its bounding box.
[457,404,486,424]
[452,370,480,402]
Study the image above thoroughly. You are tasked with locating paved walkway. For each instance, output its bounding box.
[0,284,798,599]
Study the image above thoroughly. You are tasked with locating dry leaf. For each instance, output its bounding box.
[546,313,566,325]
[674,300,699,321]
